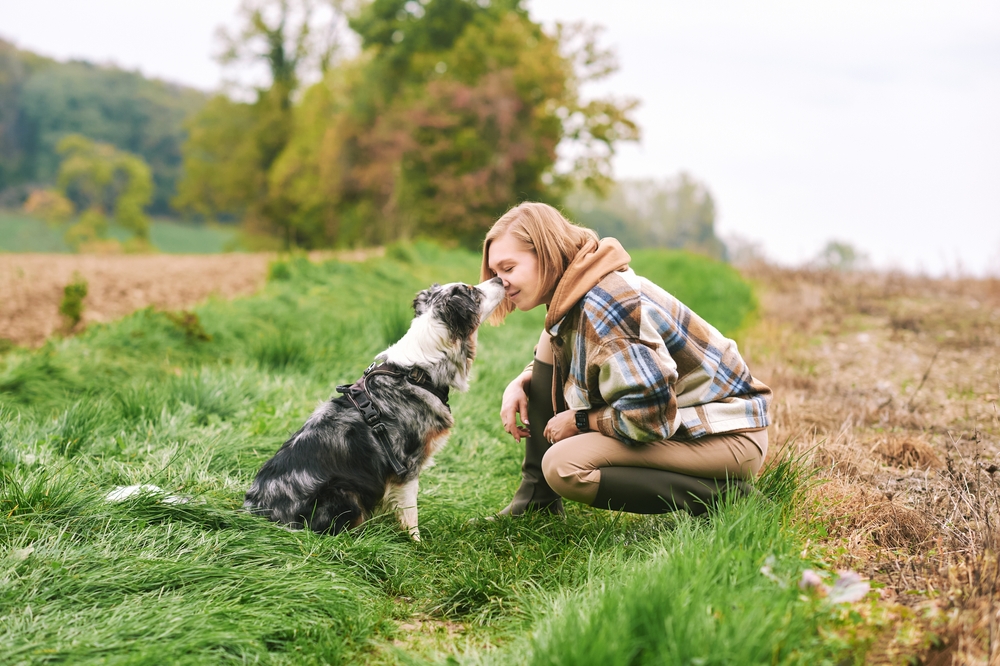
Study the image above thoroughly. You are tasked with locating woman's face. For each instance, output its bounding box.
[487,232,551,311]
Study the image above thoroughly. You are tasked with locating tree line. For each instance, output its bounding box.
[2,1,731,257]
[172,0,639,249]
[0,38,205,214]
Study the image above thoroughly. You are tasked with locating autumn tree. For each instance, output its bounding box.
[178,0,639,249]
[271,0,638,248]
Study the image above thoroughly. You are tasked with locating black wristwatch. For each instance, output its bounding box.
[575,410,590,432]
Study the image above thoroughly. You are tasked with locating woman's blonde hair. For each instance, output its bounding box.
[481,202,599,325]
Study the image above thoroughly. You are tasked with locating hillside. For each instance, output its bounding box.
[0,37,208,213]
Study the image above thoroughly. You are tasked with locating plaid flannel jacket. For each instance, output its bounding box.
[548,267,772,444]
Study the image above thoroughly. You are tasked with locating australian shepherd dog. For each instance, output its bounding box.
[244,277,506,540]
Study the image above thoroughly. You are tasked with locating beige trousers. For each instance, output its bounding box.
[532,329,768,505]
[540,428,768,505]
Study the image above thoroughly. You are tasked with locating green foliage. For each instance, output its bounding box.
[56,134,154,249]
[0,38,207,213]
[490,478,861,665]
[0,245,874,663]
[569,173,728,261]
[177,0,639,249]
[58,273,88,330]
[163,310,213,342]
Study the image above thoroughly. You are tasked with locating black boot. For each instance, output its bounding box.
[497,359,564,516]
[591,466,751,516]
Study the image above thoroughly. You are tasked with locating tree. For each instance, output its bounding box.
[2,42,206,213]
[55,134,154,251]
[813,240,868,271]
[265,0,638,248]
[175,0,351,245]
[178,0,639,249]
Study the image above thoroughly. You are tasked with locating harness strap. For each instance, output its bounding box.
[336,362,450,478]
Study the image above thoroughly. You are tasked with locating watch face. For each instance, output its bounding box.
[575,410,588,430]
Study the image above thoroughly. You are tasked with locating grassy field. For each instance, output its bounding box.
[0,243,877,664]
[0,210,238,254]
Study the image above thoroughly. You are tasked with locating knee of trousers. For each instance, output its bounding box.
[541,444,595,504]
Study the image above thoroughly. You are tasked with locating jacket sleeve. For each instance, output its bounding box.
[592,337,680,445]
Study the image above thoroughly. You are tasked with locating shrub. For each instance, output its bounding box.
[58,273,88,330]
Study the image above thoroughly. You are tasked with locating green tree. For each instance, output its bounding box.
[56,134,154,250]
[3,44,205,213]
[267,0,638,248]
[178,0,638,249]
[175,0,349,245]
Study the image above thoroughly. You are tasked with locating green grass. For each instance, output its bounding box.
[630,248,758,335]
[0,211,238,253]
[0,243,873,664]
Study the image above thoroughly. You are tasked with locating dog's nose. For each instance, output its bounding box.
[490,276,503,286]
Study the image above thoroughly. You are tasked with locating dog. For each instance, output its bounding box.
[244,277,505,540]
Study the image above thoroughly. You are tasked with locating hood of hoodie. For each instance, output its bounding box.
[545,237,631,333]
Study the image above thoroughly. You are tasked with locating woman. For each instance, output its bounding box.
[481,202,772,516]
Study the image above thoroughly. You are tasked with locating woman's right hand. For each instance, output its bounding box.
[500,370,532,442]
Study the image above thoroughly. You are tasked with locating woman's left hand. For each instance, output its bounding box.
[543,410,579,445]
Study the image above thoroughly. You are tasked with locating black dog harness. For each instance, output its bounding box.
[336,362,450,477]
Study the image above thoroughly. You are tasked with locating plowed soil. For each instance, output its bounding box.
[0,251,376,347]
[0,254,274,347]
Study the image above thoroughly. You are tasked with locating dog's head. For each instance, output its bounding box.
[379,278,505,391]
[411,277,505,341]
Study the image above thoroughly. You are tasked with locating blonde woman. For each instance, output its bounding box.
[481,202,772,516]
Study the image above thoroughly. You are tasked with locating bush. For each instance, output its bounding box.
[58,273,88,330]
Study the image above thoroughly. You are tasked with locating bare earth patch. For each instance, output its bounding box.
[0,250,379,347]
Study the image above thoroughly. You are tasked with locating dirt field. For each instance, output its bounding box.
[0,251,377,347]
[2,252,998,662]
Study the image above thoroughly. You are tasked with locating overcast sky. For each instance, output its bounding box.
[2,0,999,275]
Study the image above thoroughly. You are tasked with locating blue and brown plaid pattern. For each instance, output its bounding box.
[550,268,771,445]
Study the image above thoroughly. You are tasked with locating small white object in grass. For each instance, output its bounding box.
[798,569,826,592]
[798,568,870,603]
[827,570,871,604]
[12,546,34,561]
[105,484,189,504]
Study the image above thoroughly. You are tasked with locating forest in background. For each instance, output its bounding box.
[0,0,728,257]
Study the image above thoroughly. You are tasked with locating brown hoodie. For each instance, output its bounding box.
[545,238,632,333]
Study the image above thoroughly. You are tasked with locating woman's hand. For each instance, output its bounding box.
[543,410,579,445]
[500,370,532,442]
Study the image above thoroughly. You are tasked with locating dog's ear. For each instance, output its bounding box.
[441,287,479,341]
[413,284,440,316]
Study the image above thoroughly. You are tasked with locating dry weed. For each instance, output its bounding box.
[742,265,1000,664]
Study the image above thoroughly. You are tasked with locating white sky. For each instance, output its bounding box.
[2,0,999,275]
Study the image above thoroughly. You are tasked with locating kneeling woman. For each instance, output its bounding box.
[482,203,772,516]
